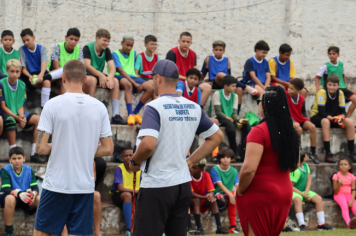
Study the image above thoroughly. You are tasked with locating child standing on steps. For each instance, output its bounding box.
[332,157,356,229]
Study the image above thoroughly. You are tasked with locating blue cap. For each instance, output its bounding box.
[142,59,179,79]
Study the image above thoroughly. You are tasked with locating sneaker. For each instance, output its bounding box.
[228,225,241,233]
[134,114,142,124]
[30,153,46,163]
[282,225,293,232]
[317,223,334,230]
[299,225,306,231]
[125,230,131,236]
[197,227,207,235]
[349,152,356,163]
[187,228,200,235]
[309,152,320,164]
[348,217,356,229]
[127,115,135,126]
[216,226,229,234]
[111,115,127,125]
[325,153,336,163]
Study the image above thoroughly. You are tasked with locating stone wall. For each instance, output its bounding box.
[1,0,356,91]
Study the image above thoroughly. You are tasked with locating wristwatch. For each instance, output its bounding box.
[130,159,139,166]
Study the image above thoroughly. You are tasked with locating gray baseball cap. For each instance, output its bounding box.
[142,59,179,79]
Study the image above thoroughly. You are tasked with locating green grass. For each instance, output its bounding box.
[207,229,354,236]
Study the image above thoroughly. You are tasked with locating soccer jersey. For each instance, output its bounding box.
[210,165,238,193]
[316,61,346,89]
[112,163,141,192]
[166,46,197,77]
[48,42,84,70]
[286,92,309,124]
[19,44,47,73]
[191,171,215,196]
[290,162,310,192]
[1,164,37,191]
[176,81,201,105]
[0,78,27,114]
[211,89,238,120]
[135,52,160,78]
[310,89,345,118]
[38,93,112,194]
[112,50,136,76]
[268,56,296,82]
[83,42,113,72]
[242,56,270,85]
[201,56,231,82]
[0,47,20,76]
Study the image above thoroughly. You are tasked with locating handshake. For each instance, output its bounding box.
[12,189,36,205]
[232,118,249,129]
[331,114,345,128]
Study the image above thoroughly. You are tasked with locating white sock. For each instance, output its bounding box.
[245,85,257,95]
[112,99,120,116]
[49,68,63,80]
[31,143,36,156]
[41,88,51,107]
[317,211,325,225]
[9,144,16,149]
[296,212,305,226]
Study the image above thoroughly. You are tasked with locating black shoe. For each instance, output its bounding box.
[317,223,334,230]
[299,225,306,231]
[349,152,356,163]
[325,153,336,163]
[30,153,46,163]
[282,225,293,232]
[111,115,127,125]
[197,227,207,235]
[309,152,320,164]
[187,228,200,235]
[216,226,229,234]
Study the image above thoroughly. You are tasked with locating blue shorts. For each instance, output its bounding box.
[115,75,146,93]
[0,194,37,215]
[34,189,94,236]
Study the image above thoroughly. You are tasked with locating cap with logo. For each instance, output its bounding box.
[142,59,179,79]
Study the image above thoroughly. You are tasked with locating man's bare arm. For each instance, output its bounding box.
[95,136,114,157]
[36,131,52,155]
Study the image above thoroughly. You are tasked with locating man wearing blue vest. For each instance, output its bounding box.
[0,147,40,236]
[129,60,224,236]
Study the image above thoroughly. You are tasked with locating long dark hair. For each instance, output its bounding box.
[262,86,300,172]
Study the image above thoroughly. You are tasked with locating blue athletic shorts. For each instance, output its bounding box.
[34,189,94,236]
[115,75,146,93]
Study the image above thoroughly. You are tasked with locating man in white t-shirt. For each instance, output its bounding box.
[33,60,113,236]
[129,60,223,236]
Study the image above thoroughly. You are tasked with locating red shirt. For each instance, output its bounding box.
[191,171,215,196]
[286,92,309,124]
[140,52,158,79]
[171,46,196,77]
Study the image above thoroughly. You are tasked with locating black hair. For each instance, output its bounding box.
[279,43,292,54]
[222,76,237,86]
[326,74,340,84]
[338,157,353,173]
[289,78,304,91]
[144,35,157,44]
[254,40,270,52]
[20,28,34,37]
[262,86,300,172]
[300,153,307,163]
[186,68,201,79]
[328,46,340,54]
[66,28,80,38]
[180,32,192,39]
[216,147,235,164]
[213,40,226,50]
[1,30,14,39]
[9,146,25,157]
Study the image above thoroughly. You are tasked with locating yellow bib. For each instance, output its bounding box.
[119,163,141,191]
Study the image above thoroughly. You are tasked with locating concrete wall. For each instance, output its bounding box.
[1,0,356,91]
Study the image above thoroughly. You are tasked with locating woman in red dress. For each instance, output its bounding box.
[236,86,300,236]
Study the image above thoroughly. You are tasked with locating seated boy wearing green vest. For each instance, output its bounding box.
[83,29,126,125]
[211,147,240,234]
[211,76,251,161]
[112,147,141,236]
[0,59,43,163]
[46,28,91,95]
[290,153,333,231]
[0,147,40,236]
[112,35,154,126]
[315,46,356,119]
[0,30,20,79]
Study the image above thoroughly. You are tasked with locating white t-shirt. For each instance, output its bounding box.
[38,93,112,194]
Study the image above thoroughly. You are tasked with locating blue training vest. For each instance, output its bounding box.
[208,56,229,82]
[22,44,42,73]
[2,164,32,191]
[274,56,290,82]
[244,57,268,85]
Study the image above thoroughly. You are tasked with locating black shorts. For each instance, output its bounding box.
[0,112,34,131]
[340,88,355,100]
[0,194,37,215]
[133,182,191,236]
[19,71,48,90]
[112,191,132,208]
[212,80,223,89]
[310,115,341,128]
[86,72,108,85]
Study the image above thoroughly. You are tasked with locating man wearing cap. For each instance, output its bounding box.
[129,59,224,236]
